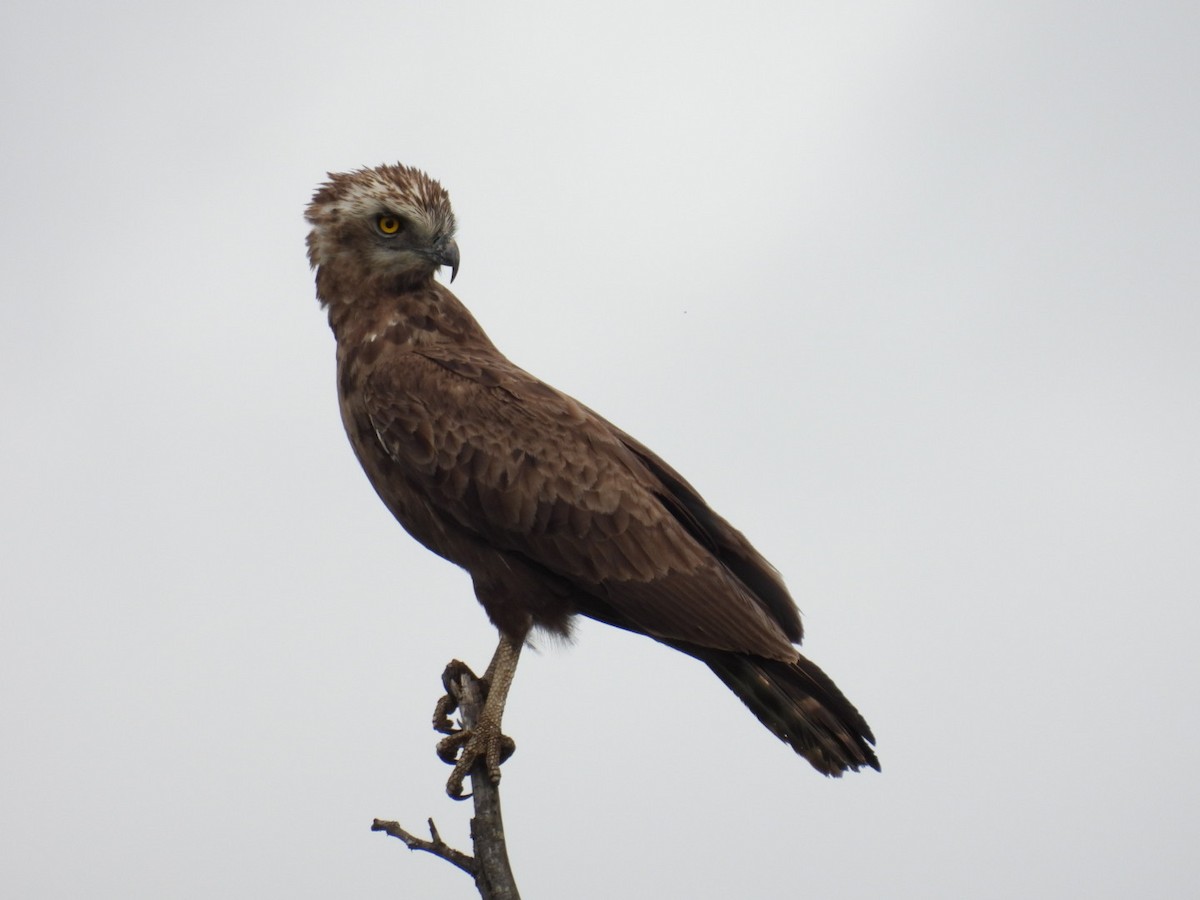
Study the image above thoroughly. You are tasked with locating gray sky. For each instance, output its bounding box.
[3,1,1197,897]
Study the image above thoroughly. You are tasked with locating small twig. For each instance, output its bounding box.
[371,817,476,876]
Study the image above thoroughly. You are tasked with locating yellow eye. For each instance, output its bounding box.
[377,215,402,235]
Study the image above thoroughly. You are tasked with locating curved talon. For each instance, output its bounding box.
[433,659,478,734]
[436,730,468,766]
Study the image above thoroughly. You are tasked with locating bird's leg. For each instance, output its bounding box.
[435,632,523,799]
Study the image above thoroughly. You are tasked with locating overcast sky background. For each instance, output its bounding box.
[3,2,1197,897]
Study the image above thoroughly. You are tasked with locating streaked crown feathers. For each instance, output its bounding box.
[305,163,456,270]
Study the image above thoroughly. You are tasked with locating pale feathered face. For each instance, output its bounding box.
[305,164,459,294]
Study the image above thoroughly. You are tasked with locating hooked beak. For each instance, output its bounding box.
[437,239,460,283]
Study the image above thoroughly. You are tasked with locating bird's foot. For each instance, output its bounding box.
[437,718,516,799]
[433,660,516,800]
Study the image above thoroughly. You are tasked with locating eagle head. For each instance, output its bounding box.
[305,163,459,302]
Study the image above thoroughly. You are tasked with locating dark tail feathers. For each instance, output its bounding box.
[697,649,879,775]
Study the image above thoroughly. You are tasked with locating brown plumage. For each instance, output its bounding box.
[306,163,878,792]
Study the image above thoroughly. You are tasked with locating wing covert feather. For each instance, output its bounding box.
[363,346,796,658]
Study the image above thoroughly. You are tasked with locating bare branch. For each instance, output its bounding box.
[371,817,476,876]
[451,667,520,900]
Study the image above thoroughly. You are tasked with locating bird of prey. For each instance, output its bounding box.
[306,163,878,796]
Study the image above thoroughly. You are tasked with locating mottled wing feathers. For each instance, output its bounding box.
[363,346,798,660]
[612,430,803,644]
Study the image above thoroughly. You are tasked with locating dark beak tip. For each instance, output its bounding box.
[442,239,461,284]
